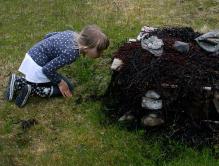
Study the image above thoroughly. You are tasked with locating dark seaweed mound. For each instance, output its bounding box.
[103,27,219,148]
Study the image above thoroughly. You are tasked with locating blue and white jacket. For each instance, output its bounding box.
[27,30,80,84]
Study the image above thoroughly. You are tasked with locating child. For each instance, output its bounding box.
[5,25,109,107]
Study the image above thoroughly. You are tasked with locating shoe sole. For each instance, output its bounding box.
[16,85,31,107]
[5,74,16,101]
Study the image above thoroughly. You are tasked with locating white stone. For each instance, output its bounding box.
[111,58,124,71]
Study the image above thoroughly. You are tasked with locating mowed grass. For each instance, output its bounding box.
[0,0,219,165]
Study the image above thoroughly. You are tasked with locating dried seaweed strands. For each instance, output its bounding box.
[150,27,201,42]
[104,27,219,148]
[115,45,214,93]
[114,28,219,92]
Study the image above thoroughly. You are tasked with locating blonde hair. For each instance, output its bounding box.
[78,25,109,52]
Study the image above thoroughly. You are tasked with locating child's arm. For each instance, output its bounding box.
[42,49,79,90]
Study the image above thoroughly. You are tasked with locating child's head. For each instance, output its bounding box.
[78,25,109,58]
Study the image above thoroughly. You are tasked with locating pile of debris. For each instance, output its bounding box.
[104,27,219,147]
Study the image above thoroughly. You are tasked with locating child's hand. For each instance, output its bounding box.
[58,80,72,97]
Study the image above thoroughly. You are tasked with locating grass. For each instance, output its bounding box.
[0,0,219,165]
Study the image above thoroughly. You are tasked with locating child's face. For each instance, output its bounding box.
[84,47,102,59]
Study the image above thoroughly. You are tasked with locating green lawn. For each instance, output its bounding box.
[1,0,219,165]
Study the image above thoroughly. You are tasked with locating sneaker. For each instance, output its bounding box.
[5,74,16,101]
[15,84,31,107]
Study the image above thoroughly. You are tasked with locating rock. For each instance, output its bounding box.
[141,36,164,57]
[214,91,219,113]
[195,31,219,53]
[142,90,162,110]
[118,111,135,122]
[141,114,164,127]
[173,41,189,53]
[111,58,123,71]
[145,90,160,99]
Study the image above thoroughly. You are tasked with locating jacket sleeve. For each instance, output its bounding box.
[44,32,60,39]
[42,49,79,85]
